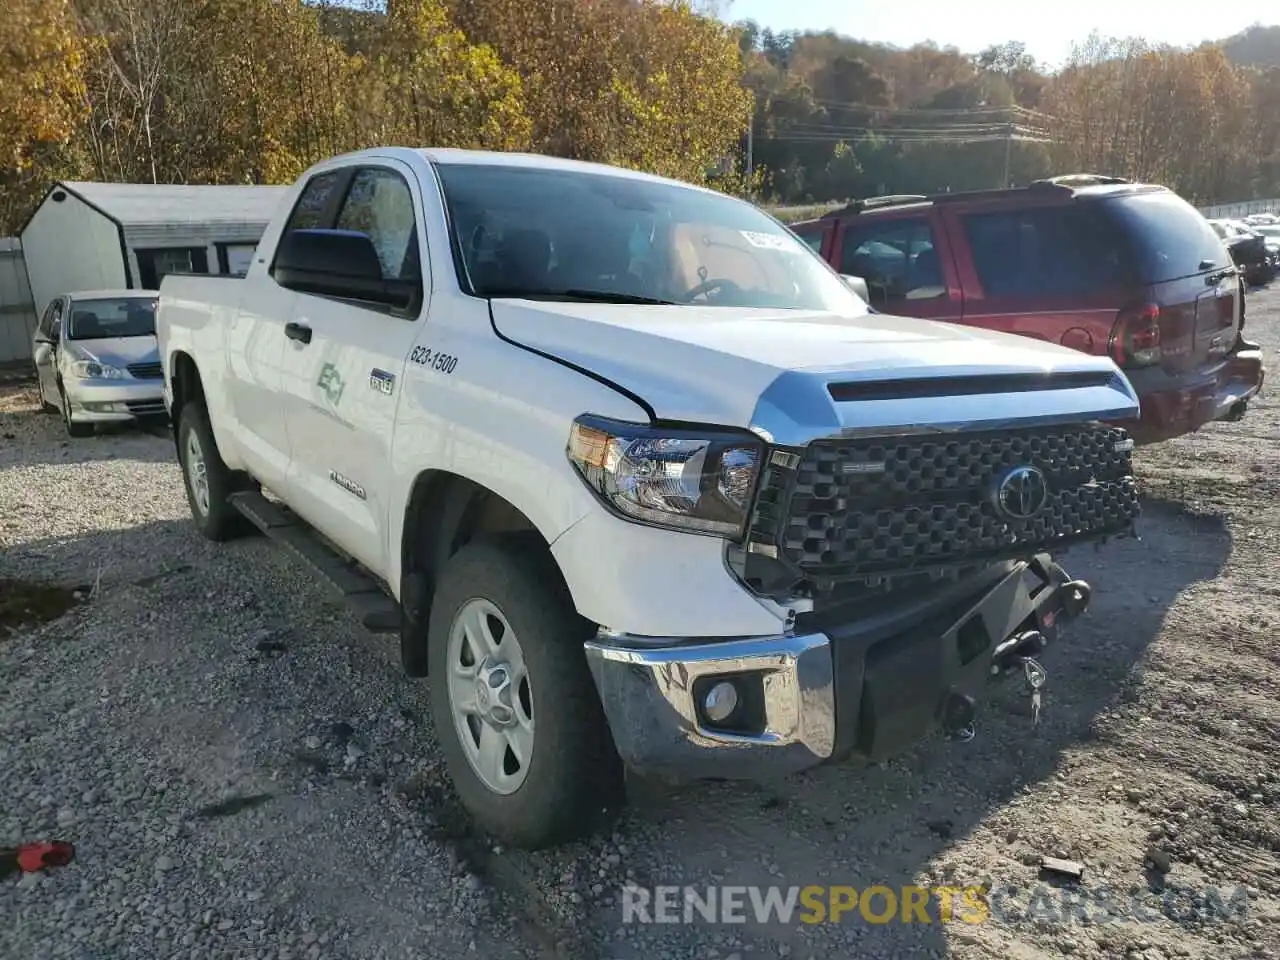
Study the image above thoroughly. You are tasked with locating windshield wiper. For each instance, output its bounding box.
[483,286,677,306]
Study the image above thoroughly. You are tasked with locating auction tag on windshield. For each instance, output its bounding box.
[740,230,792,250]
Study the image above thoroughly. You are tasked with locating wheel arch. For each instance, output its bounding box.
[167,350,205,451]
[398,469,577,677]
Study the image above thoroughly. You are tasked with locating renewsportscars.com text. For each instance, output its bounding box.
[620,883,1249,926]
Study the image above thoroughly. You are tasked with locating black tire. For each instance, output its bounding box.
[177,400,251,541]
[58,384,93,438]
[427,536,624,848]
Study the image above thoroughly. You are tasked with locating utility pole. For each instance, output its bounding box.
[746,113,754,184]
[1002,121,1014,188]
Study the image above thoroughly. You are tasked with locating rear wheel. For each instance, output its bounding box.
[177,400,251,541]
[427,536,624,848]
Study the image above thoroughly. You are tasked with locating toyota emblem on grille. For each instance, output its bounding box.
[994,465,1049,520]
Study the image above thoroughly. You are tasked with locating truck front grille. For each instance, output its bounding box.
[748,423,1138,589]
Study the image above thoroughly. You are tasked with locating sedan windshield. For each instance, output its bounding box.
[434,162,867,314]
[68,298,157,340]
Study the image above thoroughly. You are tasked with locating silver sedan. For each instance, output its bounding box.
[31,289,165,438]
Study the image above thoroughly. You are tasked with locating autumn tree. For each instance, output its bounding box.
[0,0,89,231]
[350,0,531,153]
[450,0,750,183]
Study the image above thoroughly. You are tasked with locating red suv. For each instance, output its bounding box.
[792,177,1266,444]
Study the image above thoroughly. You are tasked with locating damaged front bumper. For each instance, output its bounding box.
[584,554,1089,780]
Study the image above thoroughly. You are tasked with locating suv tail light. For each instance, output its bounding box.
[1110,303,1162,368]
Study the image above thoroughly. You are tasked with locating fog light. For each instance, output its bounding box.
[703,681,739,724]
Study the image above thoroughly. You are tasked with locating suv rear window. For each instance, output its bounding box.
[1097,191,1227,283]
[962,204,1133,297]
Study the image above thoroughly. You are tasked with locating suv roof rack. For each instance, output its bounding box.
[823,194,929,217]
[815,176,1141,220]
[1030,173,1131,189]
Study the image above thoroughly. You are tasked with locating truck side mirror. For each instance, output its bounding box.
[841,274,870,303]
[273,229,419,312]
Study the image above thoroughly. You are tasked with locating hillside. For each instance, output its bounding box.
[1222,24,1280,68]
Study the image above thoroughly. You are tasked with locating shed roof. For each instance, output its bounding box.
[58,181,292,228]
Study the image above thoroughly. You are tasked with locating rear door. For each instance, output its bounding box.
[943,199,1131,354]
[831,210,962,321]
[1097,192,1239,374]
[223,173,352,489]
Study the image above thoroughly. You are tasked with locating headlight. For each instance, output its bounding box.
[567,415,763,538]
[68,360,126,380]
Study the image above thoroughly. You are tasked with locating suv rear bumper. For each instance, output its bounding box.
[584,555,1088,780]
[1123,347,1265,444]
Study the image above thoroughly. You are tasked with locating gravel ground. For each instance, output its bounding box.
[3,290,1280,959]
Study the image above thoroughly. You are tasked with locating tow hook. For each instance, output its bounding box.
[1061,579,1092,618]
[939,691,976,742]
[991,629,1047,676]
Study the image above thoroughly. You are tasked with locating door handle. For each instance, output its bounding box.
[285,321,312,344]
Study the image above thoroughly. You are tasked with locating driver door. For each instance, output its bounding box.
[833,214,963,322]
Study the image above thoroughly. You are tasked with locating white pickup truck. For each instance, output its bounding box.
[157,148,1142,848]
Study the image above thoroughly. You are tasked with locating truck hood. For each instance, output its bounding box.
[490,300,1140,442]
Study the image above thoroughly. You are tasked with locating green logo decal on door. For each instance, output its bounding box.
[317,362,346,406]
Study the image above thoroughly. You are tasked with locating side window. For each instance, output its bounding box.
[839,218,945,308]
[38,301,55,338]
[283,171,344,234]
[334,168,420,282]
[791,223,826,255]
[962,207,1130,297]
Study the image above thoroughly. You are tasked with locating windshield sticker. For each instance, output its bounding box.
[740,230,792,251]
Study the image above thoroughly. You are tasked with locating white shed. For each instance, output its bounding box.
[19,181,291,317]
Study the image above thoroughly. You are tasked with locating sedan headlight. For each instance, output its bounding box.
[68,360,126,380]
[567,415,763,538]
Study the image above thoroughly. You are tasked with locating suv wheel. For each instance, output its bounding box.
[428,536,624,848]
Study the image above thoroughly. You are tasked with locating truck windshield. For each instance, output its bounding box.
[68,298,157,340]
[434,162,867,314]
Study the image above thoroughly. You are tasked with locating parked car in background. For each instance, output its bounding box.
[31,289,164,438]
[1243,212,1278,227]
[1250,223,1280,269]
[1208,219,1275,285]
[793,177,1266,444]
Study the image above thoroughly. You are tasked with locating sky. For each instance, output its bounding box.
[721,0,1276,70]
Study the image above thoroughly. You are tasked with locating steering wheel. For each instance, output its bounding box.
[682,277,742,302]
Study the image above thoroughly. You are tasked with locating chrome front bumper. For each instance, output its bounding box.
[585,555,1086,781]
[64,378,166,423]
[584,632,836,780]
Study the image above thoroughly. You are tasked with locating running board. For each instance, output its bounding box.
[228,491,401,633]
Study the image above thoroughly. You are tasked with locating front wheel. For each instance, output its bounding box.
[428,537,624,848]
[59,385,92,438]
